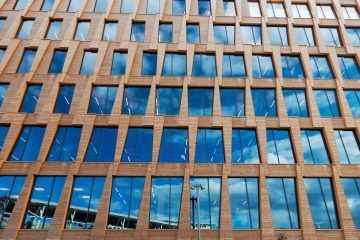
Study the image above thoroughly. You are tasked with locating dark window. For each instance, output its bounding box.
[102,22,117,41]
[0,126,9,152]
[14,0,28,10]
[84,127,118,162]
[281,55,305,79]
[155,87,182,115]
[49,50,67,74]
[232,129,260,164]
[252,55,276,78]
[142,52,157,76]
[162,53,186,76]
[173,0,185,14]
[147,0,160,14]
[121,0,135,13]
[334,130,360,164]
[121,87,150,115]
[17,19,34,39]
[46,20,62,40]
[41,0,55,11]
[301,130,330,164]
[346,28,360,46]
[267,129,295,164]
[214,25,235,44]
[344,90,360,117]
[294,27,315,46]
[94,0,108,13]
[241,26,261,45]
[186,24,200,43]
[0,84,9,108]
[220,88,245,117]
[283,89,308,117]
[68,0,85,12]
[18,49,36,73]
[158,128,188,163]
[131,22,145,42]
[320,27,342,46]
[198,0,211,15]
[74,21,90,41]
[20,85,42,113]
[195,129,225,163]
[268,26,288,45]
[192,54,217,77]
[222,54,246,77]
[54,85,75,114]
[341,178,360,228]
[111,51,127,75]
[188,88,213,116]
[314,90,340,117]
[80,51,97,75]
[251,89,277,117]
[338,57,360,79]
[88,86,117,114]
[159,23,173,43]
[121,128,153,163]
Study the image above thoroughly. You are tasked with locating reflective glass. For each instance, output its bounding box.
[195,129,224,163]
[301,130,330,164]
[342,7,359,20]
[0,126,9,151]
[252,55,275,78]
[341,178,360,228]
[186,24,200,43]
[214,25,235,44]
[338,57,360,80]
[111,51,127,75]
[121,0,135,13]
[0,19,6,32]
[41,0,55,11]
[334,130,360,164]
[232,129,260,164]
[121,128,153,163]
[94,0,107,13]
[173,0,185,14]
[131,22,145,42]
[294,27,315,46]
[198,0,211,15]
[54,85,74,114]
[0,84,9,108]
[267,129,295,164]
[283,89,308,117]
[268,26,288,45]
[317,5,336,19]
[14,0,28,10]
[281,56,304,78]
[142,52,157,76]
[320,28,342,47]
[344,90,360,117]
[74,21,90,41]
[121,87,150,115]
[147,0,160,14]
[248,2,261,17]
[241,26,261,45]
[192,54,217,77]
[88,86,117,114]
[80,51,97,75]
[20,85,42,113]
[267,3,286,17]
[223,1,236,16]
[17,19,34,39]
[188,88,213,116]
[346,28,360,46]
[314,90,340,117]
[159,23,173,43]
[68,0,85,12]
[220,88,245,117]
[292,4,311,18]
[162,53,186,76]
[158,128,188,163]
[46,20,62,40]
[222,55,246,77]
[155,87,182,115]
[49,50,67,74]
[102,22,117,41]
[84,127,118,162]
[251,89,277,117]
[0,49,5,63]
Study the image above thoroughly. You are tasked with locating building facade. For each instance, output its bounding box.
[0,0,358,239]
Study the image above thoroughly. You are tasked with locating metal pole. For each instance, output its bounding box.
[196,186,201,240]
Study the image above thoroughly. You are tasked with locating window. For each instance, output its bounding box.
[310,56,334,79]
[220,88,245,117]
[158,128,188,163]
[281,55,304,78]
[267,26,288,45]
[173,0,185,14]
[121,128,153,163]
[222,55,246,78]
[267,129,295,164]
[341,178,360,228]
[155,87,182,115]
[14,0,28,10]
[46,127,82,162]
[267,178,299,229]
[20,85,42,113]
[267,3,286,17]
[9,126,46,162]
[228,178,258,229]
[102,22,117,41]
[84,127,118,162]
[108,177,145,229]
[131,22,145,42]
[304,178,339,229]
[188,88,213,116]
[22,176,66,229]
[142,52,157,76]
[214,25,235,45]
[0,19,6,32]
[0,126,9,152]
[54,85,75,114]
[111,51,127,75]
[338,57,360,79]
[251,89,276,117]
[342,6,359,19]
[198,0,211,15]
[66,177,105,229]
[74,21,90,41]
[314,90,340,117]
[16,19,34,39]
[320,28,342,47]
[192,54,217,77]
[334,130,360,164]
[18,49,36,73]
[0,176,26,228]
[223,0,236,16]
[0,84,9,108]
[248,2,261,17]
[80,50,97,75]
[88,86,117,114]
[283,89,308,117]
[162,53,186,76]
[158,23,173,43]
[150,177,183,229]
[49,50,67,74]
[301,130,330,164]
[68,0,85,12]
[252,55,276,78]
[292,4,311,18]
[294,27,315,46]
[317,5,336,19]
[147,0,160,14]
[121,0,135,13]
[190,178,221,229]
[0,48,5,63]
[232,129,260,164]
[241,25,261,45]
[94,0,107,13]
[186,23,200,43]
[41,0,55,11]
[121,87,150,115]
[346,28,360,46]
[344,90,360,117]
[195,129,225,163]
[46,20,62,40]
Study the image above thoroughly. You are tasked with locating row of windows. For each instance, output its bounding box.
[1,175,359,230]
[1,124,359,164]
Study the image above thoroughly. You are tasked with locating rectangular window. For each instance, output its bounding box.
[310,56,334,79]
[49,50,67,74]
[18,49,36,73]
[0,84,9,108]
[131,22,145,42]
[173,0,185,15]
[186,23,200,43]
[222,54,246,78]
[223,0,236,16]
[338,56,360,79]
[229,178,259,229]
[314,90,340,117]
[198,0,211,15]
[251,88,276,116]
[22,176,66,229]
[111,51,127,75]
[283,89,308,117]
[84,127,118,162]
[341,178,360,228]
[301,130,330,164]
[14,0,28,10]
[0,176,26,229]
[268,26,288,45]
[195,129,225,163]
[334,130,360,164]
[188,88,213,116]
[0,126,9,152]
[158,23,173,43]
[150,177,183,229]
[342,6,359,19]
[304,178,339,229]
[88,86,117,114]
[68,0,85,12]
[292,4,311,18]
[232,129,260,164]
[320,27,342,47]
[46,127,82,162]
[344,90,360,117]
[267,3,286,17]
[20,85,42,113]
[267,178,299,229]
[17,19,34,39]
[41,0,55,11]
[252,55,276,78]
[121,87,150,115]
[0,48,5,63]
[9,126,46,162]
[317,5,336,19]
[46,20,62,40]
[241,25,261,45]
[80,50,97,75]
[190,178,221,229]
[142,52,157,76]
[346,28,360,46]
[94,0,107,13]
[108,177,145,229]
[281,55,304,78]
[220,88,244,117]
[267,129,295,164]
[162,53,186,76]
[121,128,153,163]
[248,2,261,17]
[66,177,105,229]
[74,21,90,41]
[214,25,235,44]
[54,85,75,114]
[155,87,182,115]
[192,54,217,77]
[147,0,160,14]
[294,27,315,46]
[158,128,188,163]
[121,0,135,13]
[0,18,6,32]
[102,22,117,41]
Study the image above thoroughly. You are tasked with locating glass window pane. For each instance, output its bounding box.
[314,90,340,117]
[121,87,150,115]
[344,90,360,117]
[14,0,28,10]
[268,26,288,45]
[224,1,236,16]
[320,28,342,47]
[84,127,118,162]
[252,55,275,78]
[283,89,308,117]
[301,130,330,164]
[334,130,360,164]
[214,25,235,44]
[0,84,9,108]
[88,86,117,115]
[49,50,67,74]
[131,22,145,42]
[294,27,315,46]
[0,126,9,152]
[338,57,360,80]
[68,0,85,12]
[111,52,127,75]
[147,0,160,14]
[341,178,360,228]
[0,19,6,32]
[188,88,213,116]
[198,0,211,15]
[251,89,277,117]
[20,85,42,113]
[222,55,246,78]
[192,54,217,77]
[80,51,97,74]
[267,129,295,164]
[162,53,186,76]
[158,128,188,163]
[18,49,36,73]
[142,52,157,76]
[195,129,225,163]
[187,24,200,43]
[155,87,182,115]
[232,129,260,164]
[46,20,62,40]
[121,128,153,163]
[94,0,107,13]
[173,0,185,14]
[54,85,75,114]
[281,56,304,79]
[346,28,360,46]
[220,88,245,117]
[248,2,261,17]
[102,22,117,41]
[241,26,261,45]
[41,0,55,11]
[121,0,135,13]
[159,23,173,43]
[74,21,90,41]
